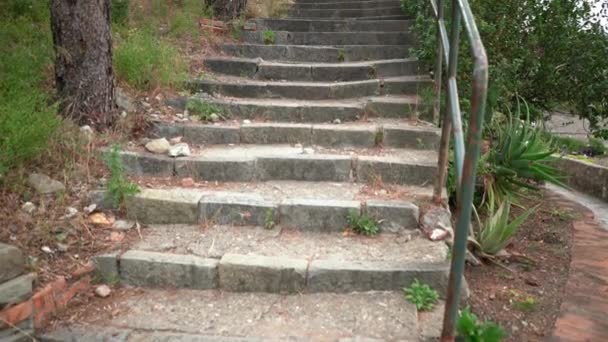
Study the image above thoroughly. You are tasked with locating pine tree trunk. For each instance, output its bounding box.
[50,0,115,128]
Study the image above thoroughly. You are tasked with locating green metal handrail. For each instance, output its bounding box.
[428,0,489,340]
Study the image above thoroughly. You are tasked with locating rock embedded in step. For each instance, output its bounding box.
[28,173,65,194]
[113,220,135,231]
[145,138,171,154]
[420,205,453,241]
[94,284,111,298]
[168,143,191,157]
[21,202,36,214]
[333,118,342,124]
[243,119,252,124]
[169,136,183,144]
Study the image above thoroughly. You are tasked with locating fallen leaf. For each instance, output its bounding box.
[89,212,111,226]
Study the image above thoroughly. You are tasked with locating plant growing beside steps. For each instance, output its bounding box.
[457,307,505,342]
[403,279,439,311]
[104,144,139,207]
[186,98,224,121]
[346,209,380,236]
[263,29,276,44]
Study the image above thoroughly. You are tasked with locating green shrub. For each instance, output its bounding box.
[346,210,379,236]
[186,99,223,121]
[457,307,505,342]
[263,29,276,44]
[403,279,439,311]
[588,137,606,156]
[112,0,129,26]
[114,29,186,90]
[104,145,139,207]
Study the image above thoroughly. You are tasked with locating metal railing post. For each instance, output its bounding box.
[432,0,444,125]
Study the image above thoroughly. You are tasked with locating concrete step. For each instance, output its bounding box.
[169,95,431,122]
[353,14,410,20]
[121,180,433,226]
[93,226,449,295]
[249,18,412,32]
[41,290,445,341]
[294,0,399,10]
[204,57,421,82]
[241,31,415,46]
[221,43,413,62]
[152,120,439,149]
[188,76,432,100]
[120,145,437,184]
[290,6,405,19]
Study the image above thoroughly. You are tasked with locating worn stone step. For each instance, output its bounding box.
[152,121,439,149]
[250,18,412,32]
[188,76,431,100]
[353,14,411,20]
[94,228,449,295]
[120,145,437,184]
[294,0,399,10]
[170,95,430,123]
[241,31,415,46]
[204,57,421,81]
[290,6,404,18]
[41,290,445,341]
[221,43,413,62]
[122,180,434,228]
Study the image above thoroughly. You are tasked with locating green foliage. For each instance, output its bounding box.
[112,0,129,26]
[114,29,186,90]
[264,208,275,230]
[457,307,506,342]
[403,279,439,311]
[104,145,140,207]
[481,104,563,206]
[0,0,59,178]
[347,210,379,236]
[263,29,276,44]
[403,0,608,138]
[186,99,223,121]
[472,195,537,256]
[513,295,538,312]
[551,135,606,157]
[337,48,346,63]
[588,137,606,156]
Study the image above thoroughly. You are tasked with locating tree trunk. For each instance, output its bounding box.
[209,0,247,20]
[50,0,115,128]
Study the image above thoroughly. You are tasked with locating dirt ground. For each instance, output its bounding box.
[465,189,575,341]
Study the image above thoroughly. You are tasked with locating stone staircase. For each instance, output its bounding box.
[43,1,452,341]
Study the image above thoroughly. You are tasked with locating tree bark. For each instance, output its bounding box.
[50,0,115,128]
[209,0,248,20]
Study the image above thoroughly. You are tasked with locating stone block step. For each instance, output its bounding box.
[249,18,412,32]
[152,121,439,149]
[290,6,404,19]
[174,95,430,122]
[94,227,449,294]
[0,243,24,283]
[188,76,432,100]
[0,273,35,306]
[41,290,445,341]
[123,181,434,228]
[221,43,413,62]
[241,31,415,46]
[120,145,437,184]
[294,0,398,10]
[204,57,421,81]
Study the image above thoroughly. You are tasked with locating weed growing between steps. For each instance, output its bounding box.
[263,29,276,44]
[264,208,275,230]
[104,145,140,208]
[186,99,225,121]
[346,210,379,236]
[403,279,439,311]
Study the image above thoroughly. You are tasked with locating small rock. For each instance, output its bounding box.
[21,202,36,214]
[168,143,191,157]
[41,246,53,254]
[28,173,65,194]
[79,125,94,141]
[84,204,97,214]
[333,118,341,124]
[169,136,183,144]
[115,87,135,112]
[113,220,134,231]
[243,119,251,124]
[150,114,161,120]
[303,147,315,154]
[429,228,448,241]
[89,212,111,226]
[210,113,220,122]
[294,143,303,148]
[56,243,69,252]
[181,177,195,187]
[176,113,184,119]
[141,101,151,108]
[120,111,128,118]
[95,284,112,298]
[145,138,171,154]
[183,109,190,117]
[62,207,78,219]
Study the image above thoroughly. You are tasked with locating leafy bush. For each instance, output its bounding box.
[263,29,276,44]
[347,210,379,236]
[0,0,59,178]
[403,279,439,311]
[104,145,139,207]
[114,29,186,90]
[457,307,505,342]
[402,0,608,138]
[588,137,606,156]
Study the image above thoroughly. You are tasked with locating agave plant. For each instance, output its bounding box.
[481,101,565,207]
[471,192,538,256]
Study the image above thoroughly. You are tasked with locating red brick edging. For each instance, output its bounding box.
[550,194,608,341]
[0,262,95,330]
